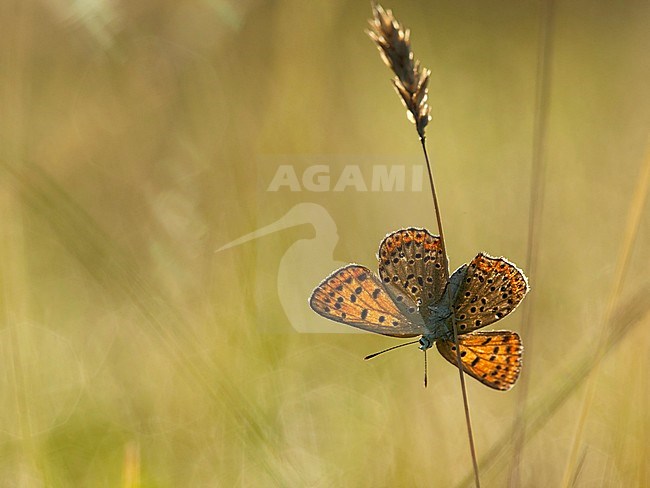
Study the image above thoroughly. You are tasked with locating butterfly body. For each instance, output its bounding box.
[309,228,529,390]
[419,263,469,349]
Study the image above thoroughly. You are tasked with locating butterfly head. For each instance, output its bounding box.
[418,336,433,351]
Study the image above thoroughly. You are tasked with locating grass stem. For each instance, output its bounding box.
[369,5,481,485]
[560,142,650,487]
[421,138,481,488]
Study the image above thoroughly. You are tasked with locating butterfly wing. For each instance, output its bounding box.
[378,228,449,318]
[309,264,425,337]
[452,253,529,334]
[436,331,523,391]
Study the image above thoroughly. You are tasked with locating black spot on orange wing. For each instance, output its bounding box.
[377,228,449,317]
[436,330,523,391]
[309,264,425,337]
[452,254,529,334]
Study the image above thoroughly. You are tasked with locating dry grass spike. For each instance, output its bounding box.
[367,2,432,139]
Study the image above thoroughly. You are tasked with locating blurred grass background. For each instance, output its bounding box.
[1,0,648,486]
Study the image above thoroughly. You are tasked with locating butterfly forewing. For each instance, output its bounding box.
[452,253,529,334]
[378,228,449,317]
[309,264,425,337]
[436,331,523,391]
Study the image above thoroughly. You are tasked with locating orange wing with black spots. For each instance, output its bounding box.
[309,264,425,337]
[378,228,449,317]
[452,253,529,334]
[436,331,523,391]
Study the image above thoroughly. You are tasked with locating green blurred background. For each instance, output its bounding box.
[1,0,648,486]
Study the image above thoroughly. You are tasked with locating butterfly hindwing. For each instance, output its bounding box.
[436,331,523,391]
[452,253,529,334]
[378,228,449,317]
[309,264,425,337]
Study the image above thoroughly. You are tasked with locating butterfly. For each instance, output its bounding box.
[309,228,529,390]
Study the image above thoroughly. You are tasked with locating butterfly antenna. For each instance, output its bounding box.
[364,340,420,360]
[424,349,428,388]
